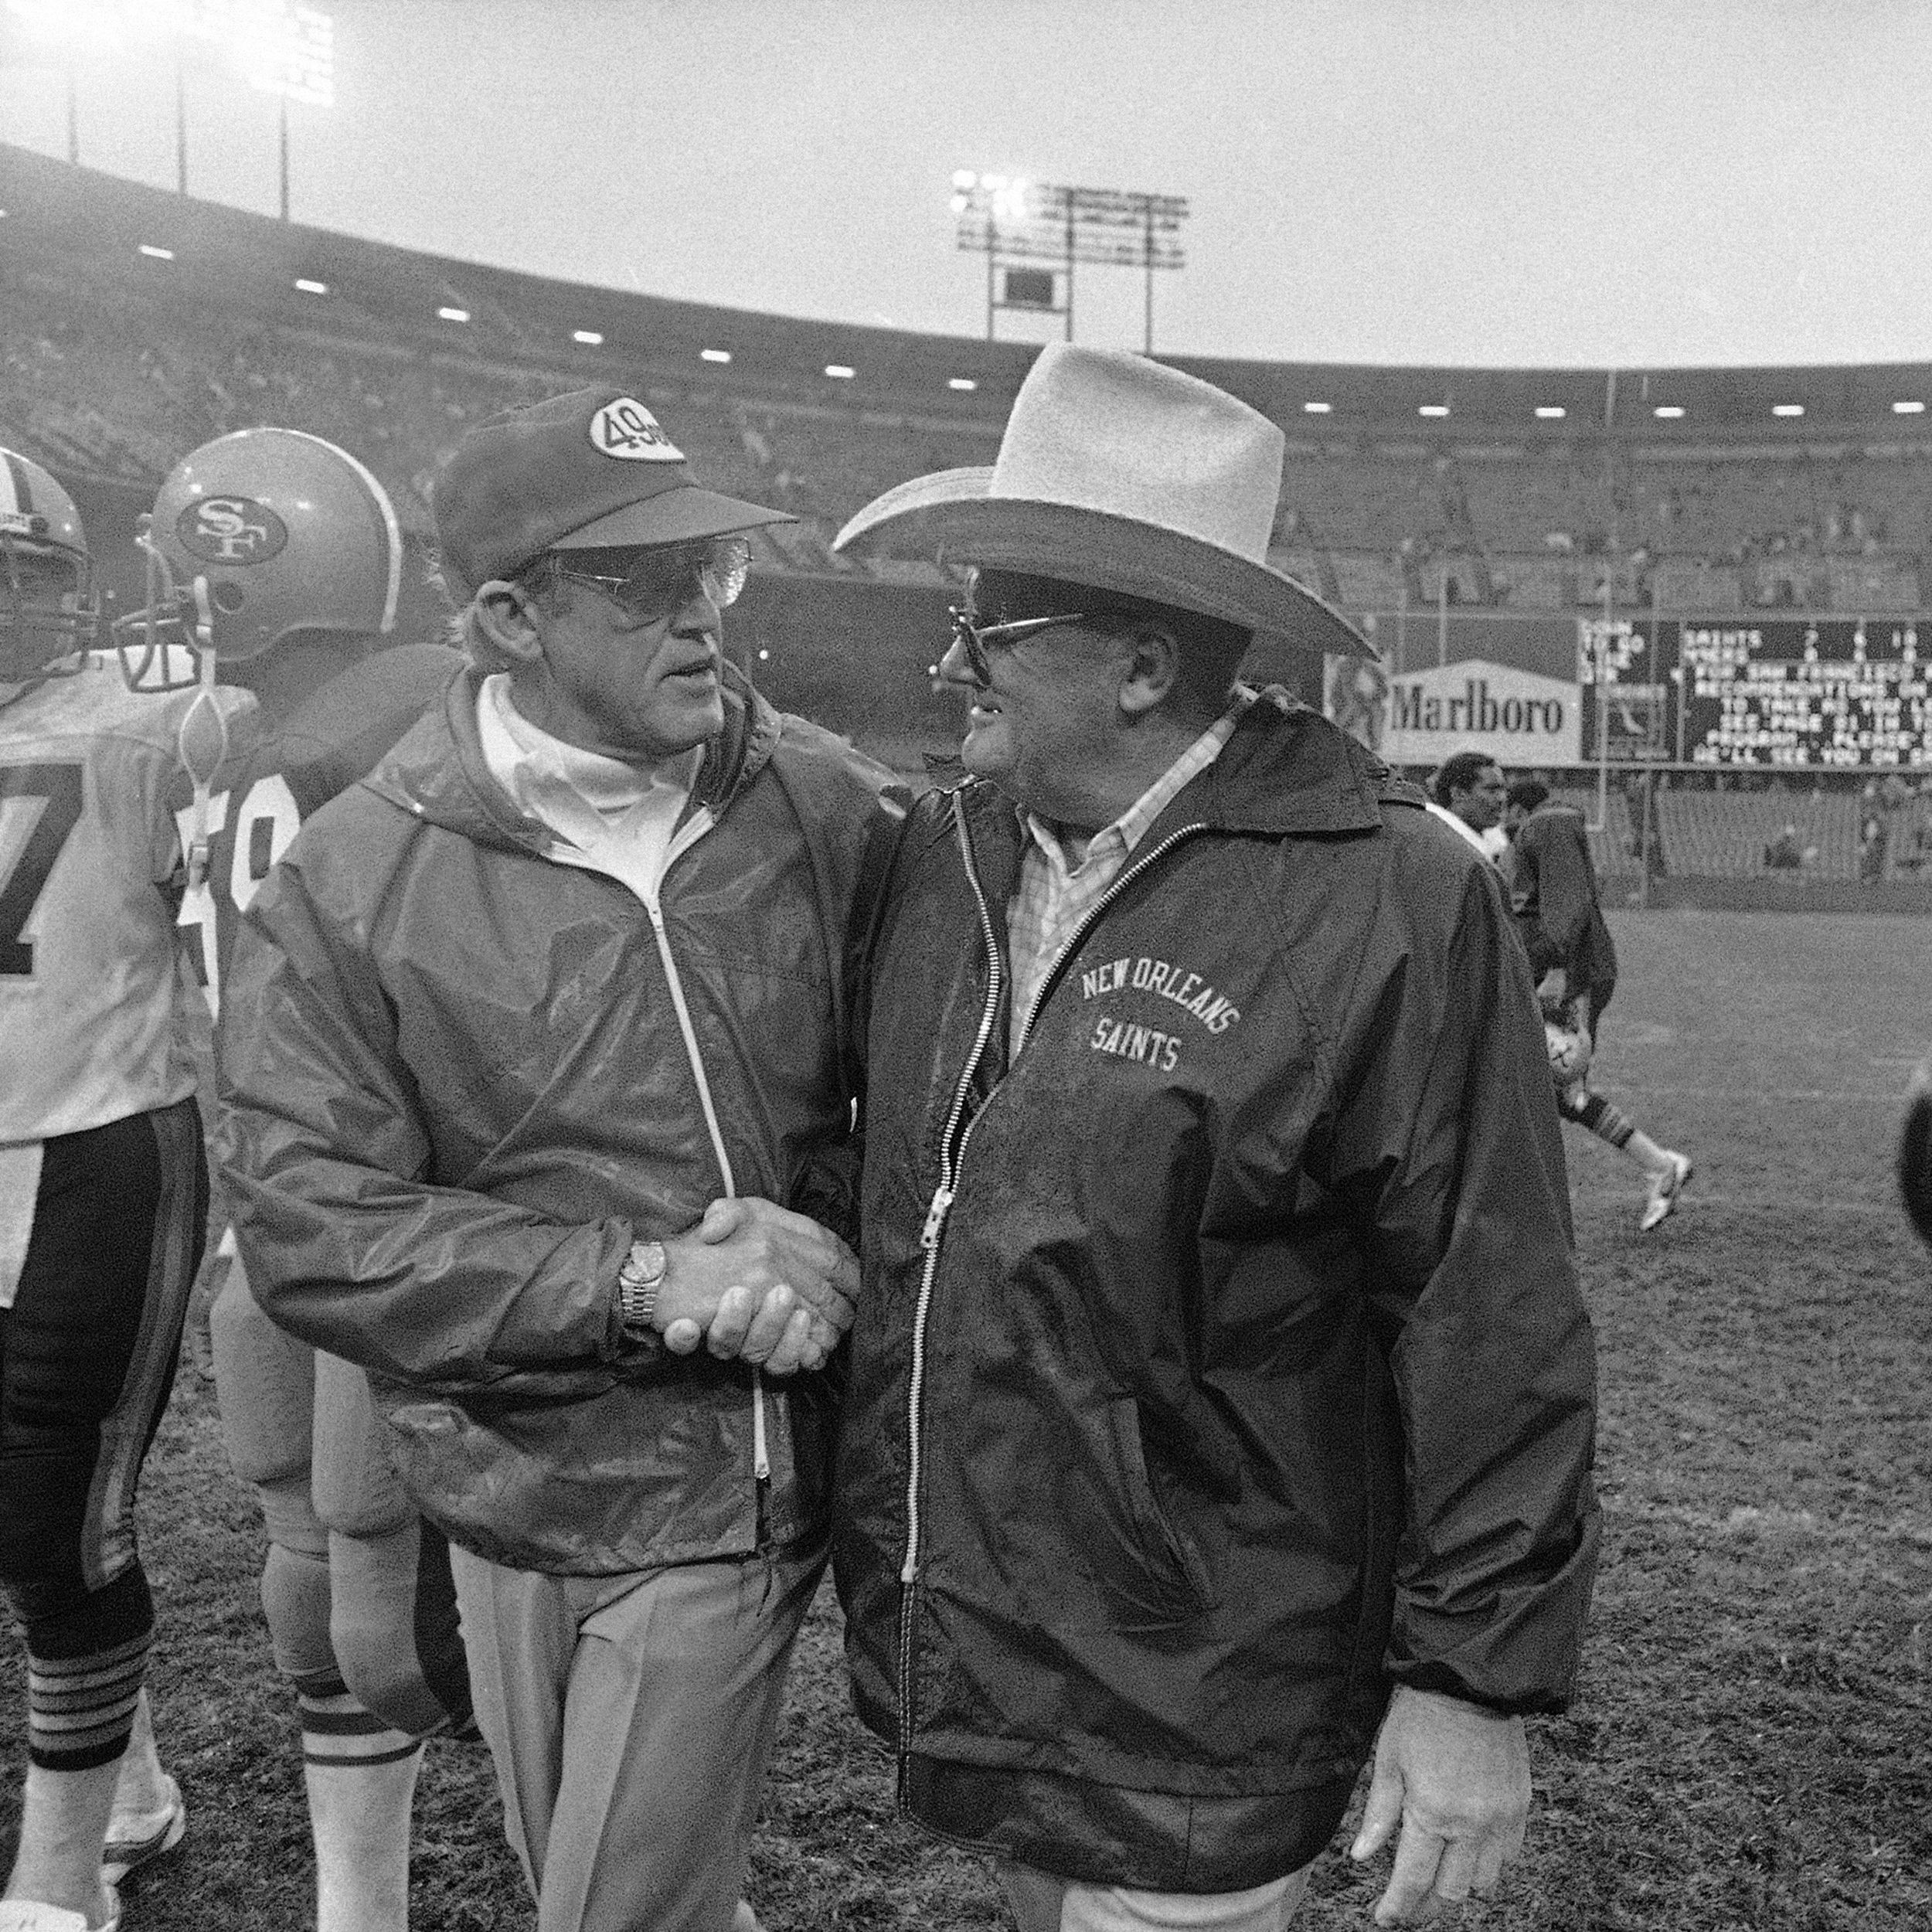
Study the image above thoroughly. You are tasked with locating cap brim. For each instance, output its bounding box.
[553,485,795,549]
[832,470,1372,661]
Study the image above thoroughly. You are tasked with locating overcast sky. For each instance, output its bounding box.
[5,0,1928,370]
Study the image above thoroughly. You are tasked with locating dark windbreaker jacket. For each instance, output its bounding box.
[834,701,1599,1890]
[1509,801,1619,1005]
[217,664,894,1575]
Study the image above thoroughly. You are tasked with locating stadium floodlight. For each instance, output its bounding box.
[1536,406,1566,419]
[1654,405,1685,418]
[948,378,978,392]
[952,173,1189,352]
[437,305,469,322]
[293,276,326,293]
[572,329,604,345]
[825,365,856,379]
[1895,400,1927,415]
[701,348,732,364]
[1418,404,1449,418]
[139,242,175,259]
[1772,403,1804,417]
[9,2,334,209]
[178,0,334,107]
[1302,401,1332,414]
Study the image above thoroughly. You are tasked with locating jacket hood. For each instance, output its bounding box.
[362,658,781,850]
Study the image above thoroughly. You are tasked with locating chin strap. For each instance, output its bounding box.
[175,577,230,893]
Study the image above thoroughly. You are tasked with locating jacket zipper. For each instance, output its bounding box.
[638,816,773,1488]
[893,798,1209,1769]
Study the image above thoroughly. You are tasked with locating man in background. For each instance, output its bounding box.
[1427,750,1509,864]
[1506,777,1692,1231]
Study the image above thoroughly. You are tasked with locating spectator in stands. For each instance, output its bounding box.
[1428,750,1510,864]
[1764,821,1805,870]
[1505,780,1693,1231]
[1859,786,1888,883]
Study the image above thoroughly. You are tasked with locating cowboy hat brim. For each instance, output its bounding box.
[832,467,1373,661]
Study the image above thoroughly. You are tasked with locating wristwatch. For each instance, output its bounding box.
[617,1240,668,1337]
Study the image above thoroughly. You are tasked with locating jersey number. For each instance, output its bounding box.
[0,762,85,978]
[176,773,302,1014]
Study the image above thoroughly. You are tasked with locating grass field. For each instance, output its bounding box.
[4,909,1928,1930]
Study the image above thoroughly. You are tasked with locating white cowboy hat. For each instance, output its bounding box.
[831,343,1372,660]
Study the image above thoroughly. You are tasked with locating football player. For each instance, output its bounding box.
[116,428,468,1932]
[0,450,256,1932]
[1505,778,1692,1232]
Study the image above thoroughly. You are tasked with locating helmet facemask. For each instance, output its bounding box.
[0,525,98,685]
[113,517,213,693]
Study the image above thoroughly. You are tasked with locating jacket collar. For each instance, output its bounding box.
[949,696,1412,859]
[363,658,780,852]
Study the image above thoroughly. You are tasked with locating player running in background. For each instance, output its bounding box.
[1505,778,1693,1232]
[0,450,255,1932]
[115,427,468,1932]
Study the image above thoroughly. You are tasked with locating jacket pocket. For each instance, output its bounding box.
[1100,1395,1215,1617]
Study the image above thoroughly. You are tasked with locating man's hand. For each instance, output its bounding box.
[654,1197,859,1374]
[1350,1685,1530,1925]
[1534,966,1570,1012]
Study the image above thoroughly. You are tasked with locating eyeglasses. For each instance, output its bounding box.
[552,536,753,621]
[946,605,1090,683]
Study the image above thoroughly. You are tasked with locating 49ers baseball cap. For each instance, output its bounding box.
[431,386,794,598]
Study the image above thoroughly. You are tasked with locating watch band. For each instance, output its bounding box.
[617,1239,668,1335]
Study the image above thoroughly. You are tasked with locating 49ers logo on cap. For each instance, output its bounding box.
[589,396,685,463]
[175,495,289,565]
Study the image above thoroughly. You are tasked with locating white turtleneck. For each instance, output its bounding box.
[474,672,709,904]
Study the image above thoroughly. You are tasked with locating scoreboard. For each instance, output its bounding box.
[1577,618,1932,769]
[1679,620,1928,767]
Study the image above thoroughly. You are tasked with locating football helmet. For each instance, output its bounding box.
[116,427,402,691]
[0,447,98,684]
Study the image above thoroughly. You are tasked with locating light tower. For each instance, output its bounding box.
[950,172,1189,354]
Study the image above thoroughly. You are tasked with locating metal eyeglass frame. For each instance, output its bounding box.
[946,605,1090,684]
[550,536,753,621]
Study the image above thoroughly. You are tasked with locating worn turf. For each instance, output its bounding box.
[2,910,1927,1929]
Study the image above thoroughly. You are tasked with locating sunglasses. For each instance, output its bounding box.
[552,536,753,620]
[947,604,1090,683]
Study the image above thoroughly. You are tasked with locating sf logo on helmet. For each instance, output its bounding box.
[175,496,290,566]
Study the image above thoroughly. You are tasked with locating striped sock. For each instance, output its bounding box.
[299,1689,423,1770]
[1564,1087,1636,1150]
[28,1628,150,1771]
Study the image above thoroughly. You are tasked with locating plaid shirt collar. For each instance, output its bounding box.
[1008,690,1253,1051]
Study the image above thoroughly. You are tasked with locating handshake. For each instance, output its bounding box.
[645,1197,859,1376]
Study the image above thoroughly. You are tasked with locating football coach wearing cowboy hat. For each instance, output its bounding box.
[828,345,1598,1932]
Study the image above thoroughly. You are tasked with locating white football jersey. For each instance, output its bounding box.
[0,657,255,1142]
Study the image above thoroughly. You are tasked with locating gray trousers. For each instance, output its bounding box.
[451,1536,823,1932]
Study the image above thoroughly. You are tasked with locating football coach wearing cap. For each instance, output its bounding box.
[218,386,898,1932]
[829,345,1598,1932]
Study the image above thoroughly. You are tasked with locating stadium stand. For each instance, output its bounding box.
[3,141,1928,830]
[1653,788,1862,879]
